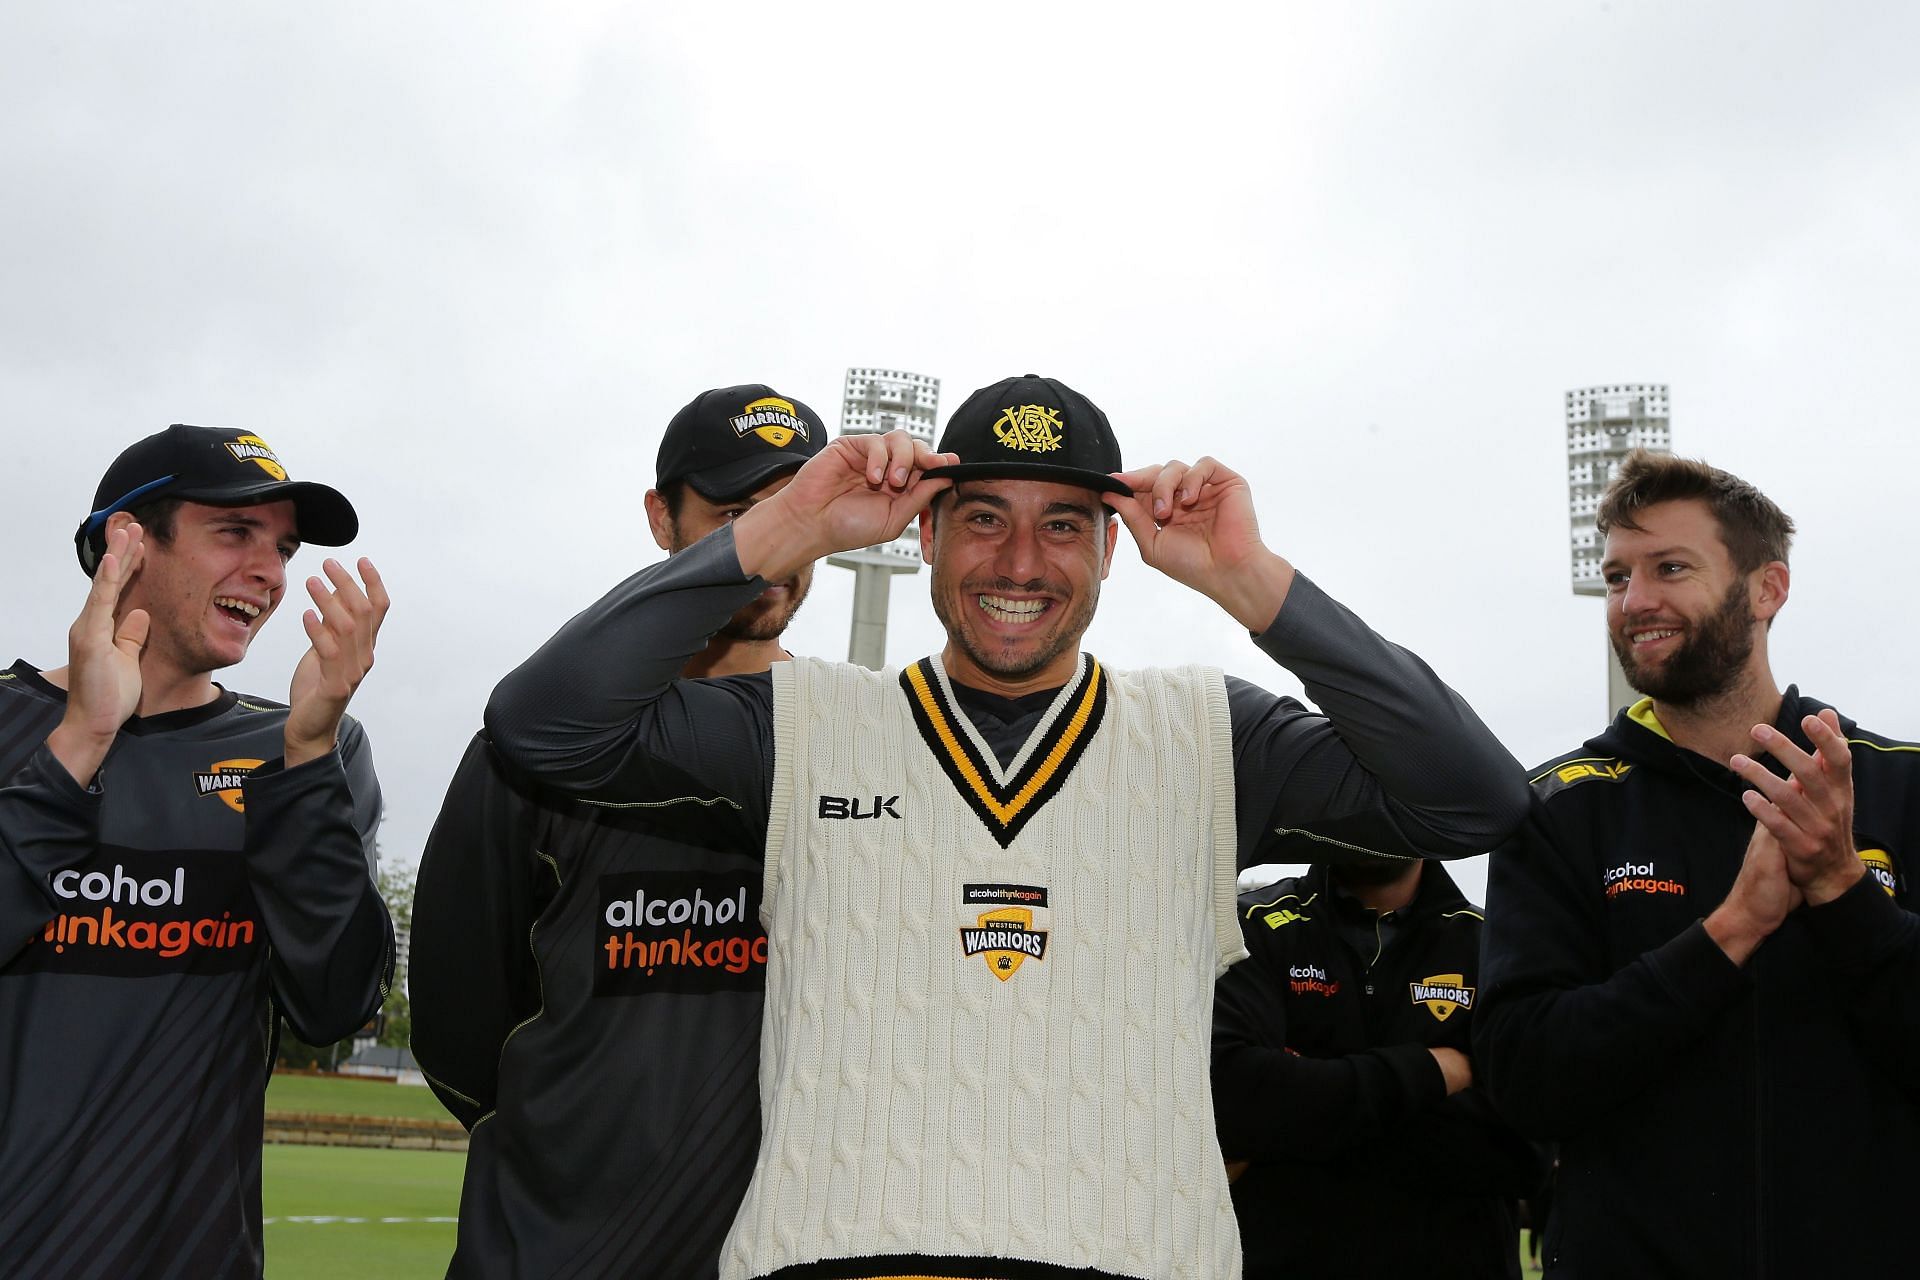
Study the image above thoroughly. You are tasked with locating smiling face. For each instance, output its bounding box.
[1602,498,1785,706]
[920,478,1118,695]
[114,499,300,679]
[647,472,812,642]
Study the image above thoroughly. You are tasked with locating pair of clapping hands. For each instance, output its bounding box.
[1712,713,1866,962]
[50,521,387,784]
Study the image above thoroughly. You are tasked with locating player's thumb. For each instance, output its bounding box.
[115,609,150,657]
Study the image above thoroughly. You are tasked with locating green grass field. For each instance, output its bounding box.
[266,1072,458,1123]
[260,1074,1557,1278]
[263,1073,464,1277]
[263,1144,463,1278]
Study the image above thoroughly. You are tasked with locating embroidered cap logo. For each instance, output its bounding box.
[729,395,810,448]
[992,404,1064,454]
[224,434,288,481]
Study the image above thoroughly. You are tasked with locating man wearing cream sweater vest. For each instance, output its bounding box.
[486,375,1528,1280]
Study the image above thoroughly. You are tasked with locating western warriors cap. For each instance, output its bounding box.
[74,424,359,574]
[655,384,827,501]
[924,374,1128,496]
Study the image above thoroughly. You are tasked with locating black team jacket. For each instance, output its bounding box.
[1213,861,1540,1280]
[1476,688,1920,1279]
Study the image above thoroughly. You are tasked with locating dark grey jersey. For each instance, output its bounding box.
[0,661,391,1280]
[413,732,767,1280]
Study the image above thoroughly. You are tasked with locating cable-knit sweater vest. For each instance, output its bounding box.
[719,653,1245,1280]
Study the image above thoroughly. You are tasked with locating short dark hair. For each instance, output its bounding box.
[1596,450,1794,573]
[83,496,183,573]
[128,496,183,545]
[654,480,688,521]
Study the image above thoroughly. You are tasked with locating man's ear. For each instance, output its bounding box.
[1100,514,1119,581]
[644,490,675,552]
[1752,560,1790,623]
[918,506,937,565]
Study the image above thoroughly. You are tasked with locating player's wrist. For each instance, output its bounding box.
[1207,547,1296,634]
[1703,900,1769,965]
[284,728,340,769]
[47,719,115,786]
[732,494,817,583]
[1800,859,1864,907]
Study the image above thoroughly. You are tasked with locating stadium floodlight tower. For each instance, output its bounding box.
[1566,383,1672,717]
[827,367,941,669]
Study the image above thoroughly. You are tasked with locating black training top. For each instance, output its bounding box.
[1476,690,1920,1278]
[1215,862,1540,1279]
[0,661,391,1280]
[413,731,769,1280]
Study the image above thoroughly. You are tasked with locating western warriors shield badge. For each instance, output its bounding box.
[959,883,1050,981]
[1408,972,1476,1022]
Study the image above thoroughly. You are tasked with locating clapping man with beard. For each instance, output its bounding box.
[1476,450,1920,1279]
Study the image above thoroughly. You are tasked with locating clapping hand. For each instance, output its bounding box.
[1729,710,1864,906]
[48,522,150,785]
[284,558,390,768]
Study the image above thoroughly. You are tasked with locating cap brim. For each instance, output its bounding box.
[924,461,1130,497]
[685,453,812,502]
[173,480,360,546]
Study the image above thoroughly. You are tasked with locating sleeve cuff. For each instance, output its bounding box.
[1380,1041,1447,1112]
[1651,919,1751,1009]
[27,742,106,806]
[1800,873,1912,976]
[1249,572,1326,653]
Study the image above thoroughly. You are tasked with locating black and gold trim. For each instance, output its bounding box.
[900,656,1108,849]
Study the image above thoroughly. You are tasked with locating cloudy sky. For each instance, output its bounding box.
[4,2,1916,903]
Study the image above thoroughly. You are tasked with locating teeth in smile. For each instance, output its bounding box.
[215,597,261,619]
[1632,629,1678,644]
[979,595,1046,623]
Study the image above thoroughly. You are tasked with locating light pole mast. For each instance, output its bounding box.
[1566,384,1672,719]
[827,367,941,669]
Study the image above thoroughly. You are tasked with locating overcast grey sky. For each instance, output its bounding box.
[5,2,1916,903]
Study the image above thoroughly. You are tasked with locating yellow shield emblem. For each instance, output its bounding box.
[1409,972,1475,1022]
[960,905,1047,981]
[226,434,288,481]
[737,396,803,448]
[197,758,265,813]
[1860,847,1898,897]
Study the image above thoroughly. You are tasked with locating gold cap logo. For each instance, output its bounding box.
[225,435,287,481]
[730,396,809,448]
[992,404,1064,454]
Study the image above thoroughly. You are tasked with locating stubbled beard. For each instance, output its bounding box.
[718,577,809,642]
[931,576,1094,682]
[1613,579,1755,705]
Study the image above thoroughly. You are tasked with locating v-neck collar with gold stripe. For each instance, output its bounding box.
[899,653,1109,849]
